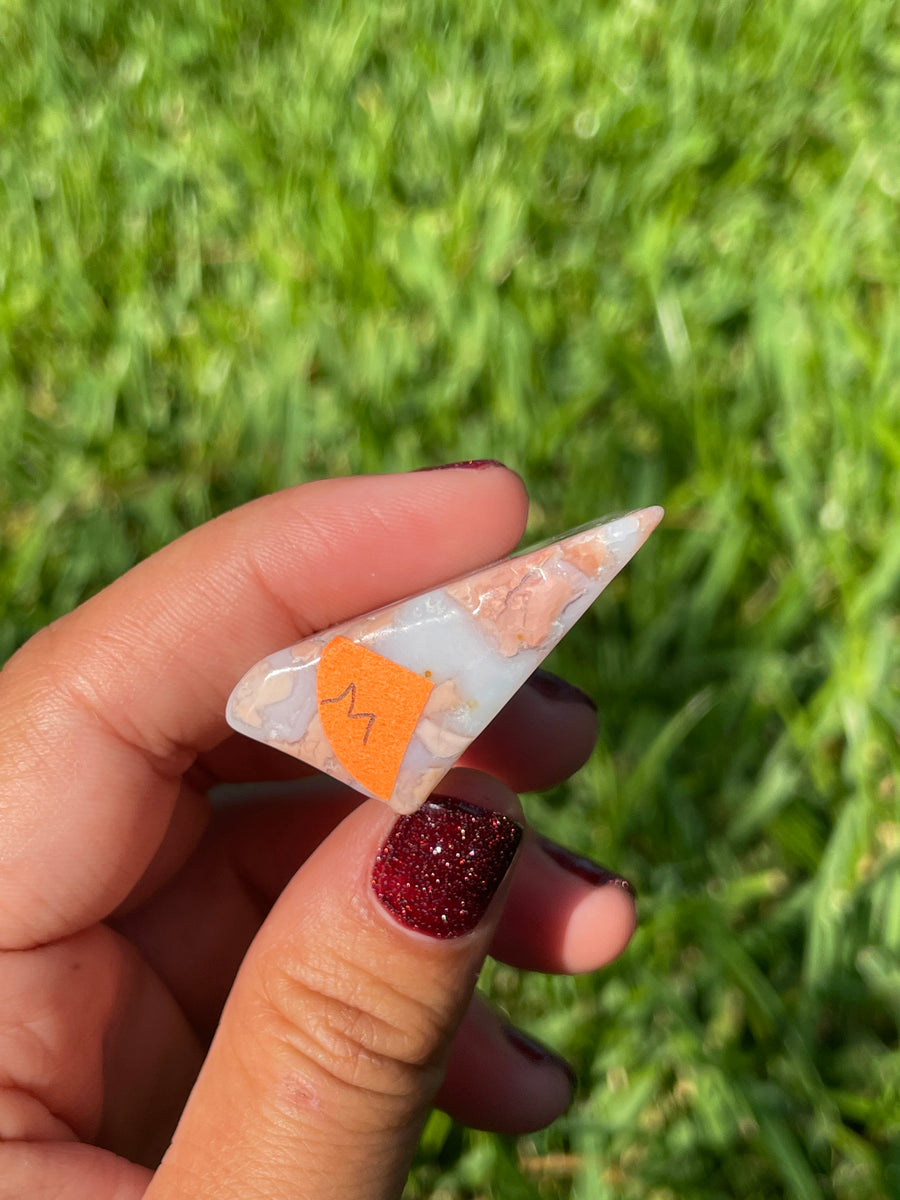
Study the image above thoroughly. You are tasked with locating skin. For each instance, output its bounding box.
[0,466,637,1199]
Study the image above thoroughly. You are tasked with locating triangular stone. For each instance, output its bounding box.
[226,507,663,812]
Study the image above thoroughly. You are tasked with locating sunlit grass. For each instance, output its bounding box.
[2,1,899,1196]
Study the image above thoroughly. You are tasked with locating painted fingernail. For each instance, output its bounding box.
[412,459,507,472]
[527,669,597,712]
[372,796,522,939]
[503,1026,577,1090]
[539,838,635,896]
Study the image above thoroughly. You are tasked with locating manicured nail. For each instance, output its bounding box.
[371,796,522,939]
[503,1026,577,1089]
[412,459,507,471]
[539,838,635,896]
[527,669,597,712]
[227,507,663,814]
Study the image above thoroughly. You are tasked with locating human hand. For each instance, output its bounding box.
[0,465,637,1199]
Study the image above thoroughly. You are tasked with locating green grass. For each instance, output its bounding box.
[2,0,900,1195]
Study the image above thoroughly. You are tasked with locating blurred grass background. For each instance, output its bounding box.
[2,0,899,1195]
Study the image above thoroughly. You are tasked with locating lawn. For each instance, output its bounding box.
[2,1,899,1196]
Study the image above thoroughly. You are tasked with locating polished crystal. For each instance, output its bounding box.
[226,507,663,812]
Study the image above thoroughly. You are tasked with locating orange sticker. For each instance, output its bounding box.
[316,636,434,800]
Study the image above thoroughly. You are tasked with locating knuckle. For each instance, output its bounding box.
[252,945,446,1127]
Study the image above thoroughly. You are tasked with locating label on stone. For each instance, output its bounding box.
[316,637,434,799]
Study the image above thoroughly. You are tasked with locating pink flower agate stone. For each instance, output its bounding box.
[226,507,663,812]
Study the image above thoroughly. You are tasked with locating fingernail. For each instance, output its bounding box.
[539,838,635,896]
[503,1026,577,1090]
[412,460,507,472]
[527,669,597,712]
[372,796,522,939]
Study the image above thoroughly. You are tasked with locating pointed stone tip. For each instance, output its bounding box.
[539,505,663,589]
[579,505,664,568]
[640,504,665,530]
[619,505,663,561]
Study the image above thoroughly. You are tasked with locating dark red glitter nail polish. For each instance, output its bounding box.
[539,838,635,896]
[527,669,598,712]
[372,796,522,939]
[412,460,506,472]
[503,1026,577,1088]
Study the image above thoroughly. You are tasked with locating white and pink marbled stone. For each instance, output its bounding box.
[226,507,663,813]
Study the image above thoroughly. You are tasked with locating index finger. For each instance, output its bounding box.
[0,467,528,949]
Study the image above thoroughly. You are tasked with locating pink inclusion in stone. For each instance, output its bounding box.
[371,797,522,939]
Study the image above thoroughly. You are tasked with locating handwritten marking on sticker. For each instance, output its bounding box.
[319,682,377,744]
[317,637,434,800]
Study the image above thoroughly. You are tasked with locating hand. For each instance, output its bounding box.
[0,466,637,1200]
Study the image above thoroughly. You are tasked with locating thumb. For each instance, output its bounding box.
[145,770,523,1200]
